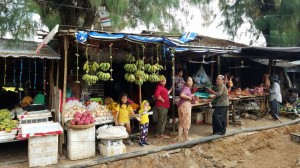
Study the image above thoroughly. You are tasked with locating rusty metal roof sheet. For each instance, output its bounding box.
[0,39,60,60]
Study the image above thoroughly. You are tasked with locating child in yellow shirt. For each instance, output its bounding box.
[138,100,151,147]
[115,92,136,145]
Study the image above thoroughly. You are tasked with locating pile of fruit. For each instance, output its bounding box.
[64,100,86,118]
[86,102,111,117]
[128,98,139,110]
[69,111,96,125]
[280,103,300,114]
[0,109,18,133]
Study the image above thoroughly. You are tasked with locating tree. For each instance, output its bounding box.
[217,0,300,46]
[1,0,211,40]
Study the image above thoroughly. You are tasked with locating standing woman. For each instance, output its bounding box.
[177,76,194,141]
[206,75,229,135]
[154,76,172,139]
[269,75,282,120]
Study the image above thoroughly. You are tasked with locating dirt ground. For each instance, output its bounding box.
[88,123,300,168]
[1,116,300,168]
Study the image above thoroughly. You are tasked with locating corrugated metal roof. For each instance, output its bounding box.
[0,39,60,60]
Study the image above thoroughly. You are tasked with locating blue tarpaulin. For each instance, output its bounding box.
[75,31,196,45]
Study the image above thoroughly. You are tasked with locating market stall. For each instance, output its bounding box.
[0,38,63,167]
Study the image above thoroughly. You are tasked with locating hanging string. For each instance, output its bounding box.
[19,59,23,100]
[4,58,7,87]
[75,42,80,83]
[13,59,16,88]
[43,59,47,94]
[34,58,37,91]
[109,43,113,81]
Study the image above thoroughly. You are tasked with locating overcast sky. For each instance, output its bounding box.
[123,1,266,47]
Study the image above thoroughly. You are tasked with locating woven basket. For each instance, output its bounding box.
[66,121,95,130]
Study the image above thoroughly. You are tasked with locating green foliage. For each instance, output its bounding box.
[218,0,300,46]
[0,0,42,40]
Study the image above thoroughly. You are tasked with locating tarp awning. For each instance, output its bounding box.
[0,39,60,60]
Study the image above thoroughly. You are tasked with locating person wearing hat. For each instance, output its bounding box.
[269,75,282,120]
[154,75,172,139]
[206,75,229,135]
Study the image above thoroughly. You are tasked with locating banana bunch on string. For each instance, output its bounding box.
[97,62,111,81]
[97,71,111,81]
[83,61,99,73]
[82,61,99,85]
[126,54,136,63]
[82,74,98,85]
[124,63,137,73]
[98,63,110,71]
[144,63,163,73]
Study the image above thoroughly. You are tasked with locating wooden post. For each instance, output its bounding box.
[217,56,221,75]
[172,57,176,133]
[49,60,54,110]
[138,85,142,107]
[59,35,68,155]
[210,56,215,81]
[56,60,60,121]
[268,59,273,75]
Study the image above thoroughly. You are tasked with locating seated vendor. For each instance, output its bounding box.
[175,69,185,95]
[283,88,298,107]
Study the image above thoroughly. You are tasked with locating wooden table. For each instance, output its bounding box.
[229,95,266,125]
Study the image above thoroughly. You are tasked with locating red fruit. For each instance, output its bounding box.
[70,120,75,125]
[78,121,84,125]
[74,117,80,122]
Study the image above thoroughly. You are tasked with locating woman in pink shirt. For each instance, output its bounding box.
[177,77,194,141]
[154,76,172,139]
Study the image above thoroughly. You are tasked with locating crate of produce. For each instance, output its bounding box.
[98,142,126,157]
[28,134,58,167]
[67,125,96,160]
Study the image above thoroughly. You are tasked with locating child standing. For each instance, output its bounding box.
[138,100,151,147]
[115,92,136,145]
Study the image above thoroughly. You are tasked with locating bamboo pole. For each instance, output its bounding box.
[139,85,142,107]
[172,56,176,133]
[56,60,60,121]
[210,56,214,81]
[59,35,68,155]
[268,59,273,75]
[217,56,221,75]
[49,60,54,110]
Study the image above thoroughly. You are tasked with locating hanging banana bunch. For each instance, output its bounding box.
[124,47,137,83]
[82,43,98,85]
[97,43,113,81]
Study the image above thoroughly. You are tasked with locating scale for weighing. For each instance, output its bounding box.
[17,109,52,126]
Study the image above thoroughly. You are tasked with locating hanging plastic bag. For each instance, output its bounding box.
[193,65,211,85]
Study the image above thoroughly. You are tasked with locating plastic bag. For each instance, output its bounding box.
[193,65,211,85]
[96,125,129,140]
